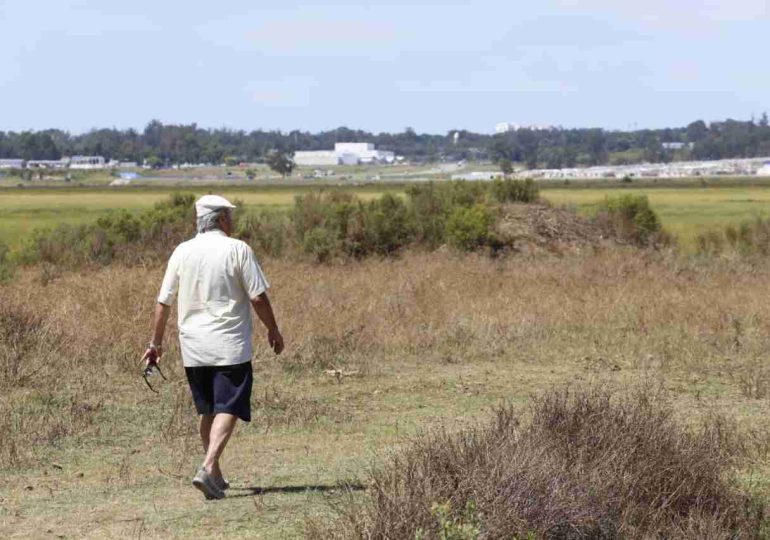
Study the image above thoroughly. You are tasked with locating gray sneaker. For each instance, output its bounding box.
[215,477,230,491]
[192,467,225,500]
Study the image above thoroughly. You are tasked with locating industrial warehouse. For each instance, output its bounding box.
[294,142,396,166]
[0,155,107,169]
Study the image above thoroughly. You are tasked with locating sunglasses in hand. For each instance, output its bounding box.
[141,345,168,393]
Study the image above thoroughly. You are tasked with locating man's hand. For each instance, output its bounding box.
[140,346,162,367]
[252,293,283,354]
[268,328,284,355]
[143,303,170,368]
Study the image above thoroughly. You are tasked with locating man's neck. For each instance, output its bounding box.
[198,229,228,237]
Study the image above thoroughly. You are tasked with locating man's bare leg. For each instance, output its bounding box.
[200,414,213,449]
[202,413,237,479]
[199,415,224,479]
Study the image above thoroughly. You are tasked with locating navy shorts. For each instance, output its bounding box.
[185,362,253,422]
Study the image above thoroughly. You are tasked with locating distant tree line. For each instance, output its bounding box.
[1,115,769,167]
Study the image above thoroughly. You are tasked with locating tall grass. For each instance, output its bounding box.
[0,298,100,468]
[696,218,770,257]
[0,239,13,282]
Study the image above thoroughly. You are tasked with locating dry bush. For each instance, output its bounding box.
[312,384,764,539]
[730,357,770,399]
[494,202,606,255]
[0,298,68,389]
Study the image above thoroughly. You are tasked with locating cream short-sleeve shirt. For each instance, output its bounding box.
[158,230,269,367]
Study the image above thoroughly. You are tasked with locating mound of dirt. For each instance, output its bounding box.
[494,202,606,253]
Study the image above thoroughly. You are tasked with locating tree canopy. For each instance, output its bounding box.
[1,117,768,168]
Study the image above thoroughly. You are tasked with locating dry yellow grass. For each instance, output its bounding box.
[3,249,770,537]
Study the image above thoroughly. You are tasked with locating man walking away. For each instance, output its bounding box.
[141,194,284,500]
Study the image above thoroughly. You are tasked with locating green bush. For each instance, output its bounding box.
[346,194,415,257]
[292,192,416,259]
[7,181,549,273]
[18,193,196,268]
[405,183,450,247]
[95,211,142,244]
[291,191,357,242]
[490,178,539,203]
[143,192,196,229]
[446,204,495,251]
[303,227,338,263]
[236,208,291,258]
[595,194,662,246]
[406,182,487,248]
[19,223,109,267]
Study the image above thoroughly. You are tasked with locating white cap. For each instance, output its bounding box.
[195,195,237,218]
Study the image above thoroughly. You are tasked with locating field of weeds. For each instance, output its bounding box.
[3,248,770,538]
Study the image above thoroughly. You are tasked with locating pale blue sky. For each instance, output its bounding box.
[0,0,767,134]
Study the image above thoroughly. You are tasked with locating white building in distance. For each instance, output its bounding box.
[495,122,518,133]
[295,143,395,166]
[495,122,556,133]
[0,159,24,169]
[27,158,70,169]
[294,150,338,166]
[70,155,106,169]
[0,155,108,170]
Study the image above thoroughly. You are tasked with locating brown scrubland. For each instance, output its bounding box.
[3,184,770,538]
[4,244,770,538]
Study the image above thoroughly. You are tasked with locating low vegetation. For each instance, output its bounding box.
[312,384,765,539]
[594,193,667,247]
[15,192,195,268]
[0,239,12,283]
[6,179,682,279]
[696,217,770,257]
[10,180,544,269]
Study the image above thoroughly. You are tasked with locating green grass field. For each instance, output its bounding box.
[4,181,770,251]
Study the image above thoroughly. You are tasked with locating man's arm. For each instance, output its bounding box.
[141,302,171,366]
[251,293,284,354]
